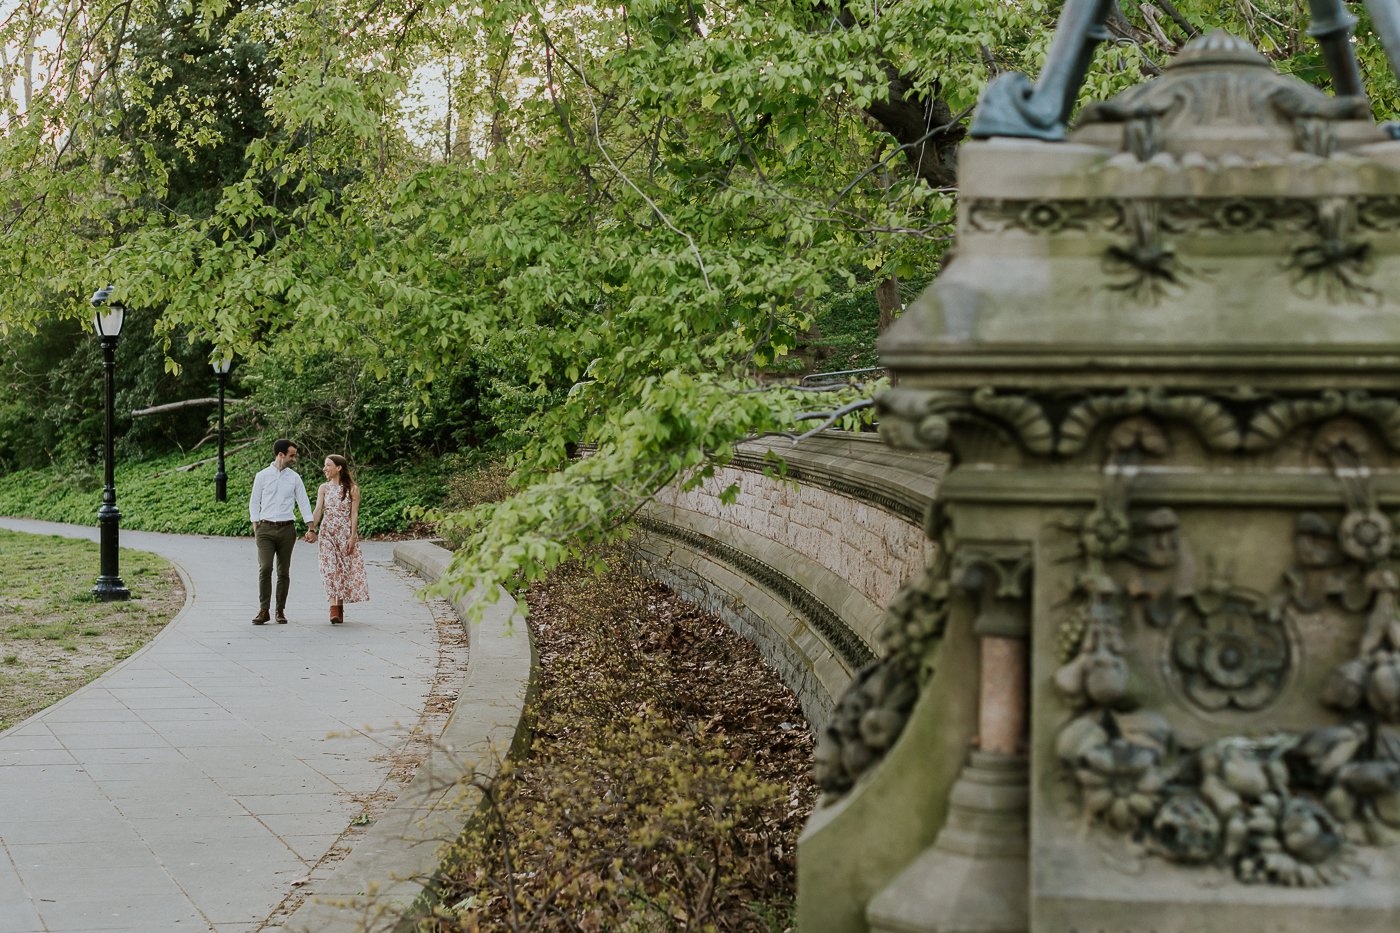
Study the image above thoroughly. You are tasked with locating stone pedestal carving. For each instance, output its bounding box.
[799,22,1400,933]
[866,753,1028,933]
[866,549,1031,933]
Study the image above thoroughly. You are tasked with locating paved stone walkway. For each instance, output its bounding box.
[0,518,442,933]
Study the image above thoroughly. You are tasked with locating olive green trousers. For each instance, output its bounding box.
[255,521,296,611]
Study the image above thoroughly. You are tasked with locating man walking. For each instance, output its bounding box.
[248,439,314,624]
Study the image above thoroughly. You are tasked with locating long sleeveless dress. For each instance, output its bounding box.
[318,482,369,604]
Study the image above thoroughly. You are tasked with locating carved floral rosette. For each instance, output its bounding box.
[1054,490,1400,886]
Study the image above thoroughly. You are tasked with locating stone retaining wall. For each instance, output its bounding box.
[653,464,932,610]
[635,432,945,726]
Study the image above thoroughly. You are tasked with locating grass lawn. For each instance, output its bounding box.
[0,529,184,731]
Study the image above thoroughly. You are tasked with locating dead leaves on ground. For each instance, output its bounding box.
[420,549,815,932]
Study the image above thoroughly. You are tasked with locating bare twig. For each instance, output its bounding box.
[752,398,876,443]
[828,107,970,210]
[1138,3,1177,52]
[149,440,255,476]
[1153,0,1200,39]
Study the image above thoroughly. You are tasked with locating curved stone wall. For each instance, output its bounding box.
[634,432,945,726]
[653,464,932,610]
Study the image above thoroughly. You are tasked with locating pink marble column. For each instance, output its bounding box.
[979,635,1028,755]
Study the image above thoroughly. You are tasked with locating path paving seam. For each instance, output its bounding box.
[0,518,444,933]
[282,540,535,933]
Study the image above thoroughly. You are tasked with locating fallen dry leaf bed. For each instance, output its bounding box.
[417,548,816,932]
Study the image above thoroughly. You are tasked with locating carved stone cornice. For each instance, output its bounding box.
[877,386,1053,456]
[878,385,1400,458]
[964,196,1400,238]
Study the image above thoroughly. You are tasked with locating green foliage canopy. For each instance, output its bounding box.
[0,0,1394,602]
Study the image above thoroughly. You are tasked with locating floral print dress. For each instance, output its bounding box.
[318,482,369,603]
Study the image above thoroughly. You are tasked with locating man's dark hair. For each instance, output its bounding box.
[273,438,296,456]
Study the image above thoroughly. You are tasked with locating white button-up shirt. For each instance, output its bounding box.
[248,462,313,524]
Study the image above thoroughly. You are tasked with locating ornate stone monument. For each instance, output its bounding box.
[799,1,1400,929]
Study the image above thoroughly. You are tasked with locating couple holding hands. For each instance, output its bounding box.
[248,438,370,625]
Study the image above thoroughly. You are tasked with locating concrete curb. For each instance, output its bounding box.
[283,540,537,932]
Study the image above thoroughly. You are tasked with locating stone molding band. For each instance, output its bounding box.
[965,196,1400,238]
[879,385,1400,459]
[636,514,876,670]
[728,449,926,526]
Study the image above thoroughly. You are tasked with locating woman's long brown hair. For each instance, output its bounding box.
[328,454,353,499]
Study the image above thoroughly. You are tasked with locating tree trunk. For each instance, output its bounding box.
[818,1,966,190]
[876,276,901,332]
[863,68,963,189]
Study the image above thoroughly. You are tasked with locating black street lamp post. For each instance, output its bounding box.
[91,285,130,601]
[213,356,232,502]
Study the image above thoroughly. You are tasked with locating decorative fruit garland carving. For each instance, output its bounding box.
[1056,458,1400,886]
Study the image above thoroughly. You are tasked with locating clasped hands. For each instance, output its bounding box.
[302,528,358,551]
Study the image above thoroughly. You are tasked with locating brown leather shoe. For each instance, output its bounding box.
[276,610,289,624]
[251,609,270,625]
[330,606,343,625]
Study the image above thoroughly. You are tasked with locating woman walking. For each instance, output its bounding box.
[305,454,369,624]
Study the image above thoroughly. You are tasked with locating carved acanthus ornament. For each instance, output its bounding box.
[813,557,947,797]
[879,386,1400,457]
[1105,200,1191,301]
[1074,31,1370,156]
[1287,197,1377,302]
[813,519,1032,798]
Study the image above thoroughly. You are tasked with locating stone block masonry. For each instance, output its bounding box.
[635,432,945,726]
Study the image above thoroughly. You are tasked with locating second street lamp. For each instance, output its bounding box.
[212,355,232,502]
[91,285,130,601]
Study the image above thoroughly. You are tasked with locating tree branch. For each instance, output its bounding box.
[131,397,248,417]
[862,67,964,189]
[816,2,966,189]
[752,398,876,443]
[1152,0,1200,39]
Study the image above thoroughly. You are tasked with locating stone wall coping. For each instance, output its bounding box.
[729,431,945,523]
[284,540,537,932]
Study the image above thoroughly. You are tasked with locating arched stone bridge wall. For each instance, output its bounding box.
[633,432,945,727]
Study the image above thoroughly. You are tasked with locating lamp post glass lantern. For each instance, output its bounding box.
[213,356,232,502]
[90,285,130,601]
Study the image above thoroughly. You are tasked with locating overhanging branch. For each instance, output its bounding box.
[131,397,249,418]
